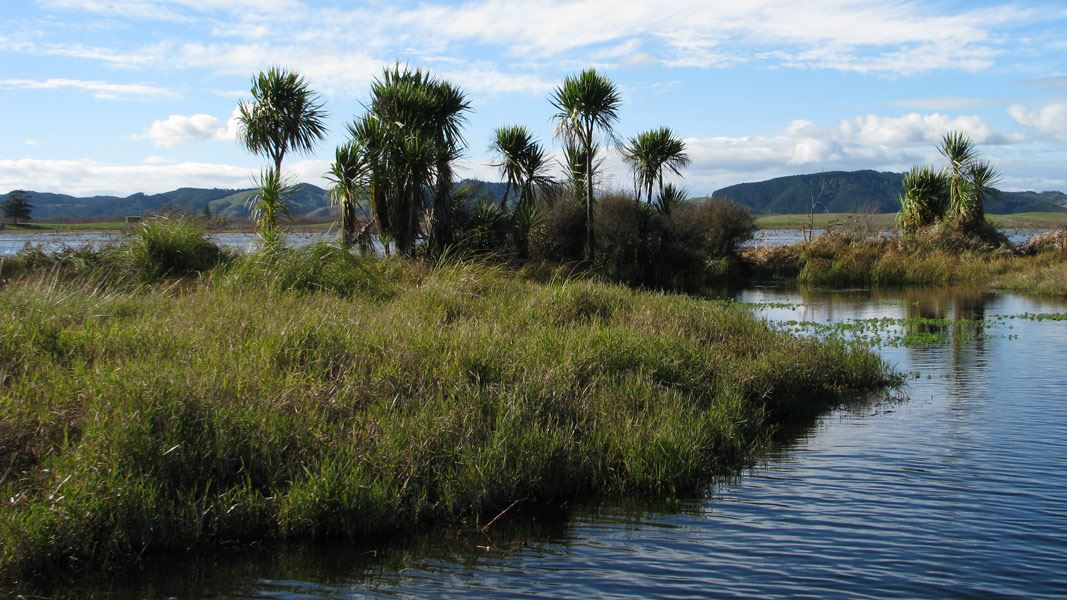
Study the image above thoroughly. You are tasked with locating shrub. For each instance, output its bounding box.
[673,198,757,257]
[530,199,586,262]
[898,166,948,233]
[453,201,514,256]
[213,243,396,298]
[122,217,224,281]
[593,193,650,283]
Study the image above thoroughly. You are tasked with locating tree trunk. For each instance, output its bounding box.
[433,159,453,252]
[584,132,595,262]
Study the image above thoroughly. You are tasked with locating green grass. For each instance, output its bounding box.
[754,212,1067,230]
[755,213,898,230]
[988,212,1067,228]
[0,254,896,581]
[743,229,1067,296]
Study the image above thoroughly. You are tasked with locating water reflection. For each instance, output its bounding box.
[19,287,1067,599]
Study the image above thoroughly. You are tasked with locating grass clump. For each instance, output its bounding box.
[0,263,894,581]
[121,217,225,282]
[744,227,1067,295]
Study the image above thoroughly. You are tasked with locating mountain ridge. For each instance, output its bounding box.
[3,172,1065,219]
[710,170,1067,215]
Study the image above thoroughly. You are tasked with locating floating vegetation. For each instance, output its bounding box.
[765,314,1037,349]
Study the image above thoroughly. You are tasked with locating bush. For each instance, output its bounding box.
[673,198,757,257]
[530,199,586,262]
[591,195,756,288]
[593,193,650,283]
[452,201,514,256]
[213,243,396,298]
[122,217,224,281]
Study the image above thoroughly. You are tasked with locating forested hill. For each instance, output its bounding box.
[4,172,1065,219]
[711,170,1067,214]
[0,180,509,220]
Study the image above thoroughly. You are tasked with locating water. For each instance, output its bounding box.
[744,228,1045,247]
[42,286,1067,598]
[1,227,1050,256]
[0,231,339,256]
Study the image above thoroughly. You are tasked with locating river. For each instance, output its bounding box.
[41,286,1067,598]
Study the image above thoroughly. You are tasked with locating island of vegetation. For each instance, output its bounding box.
[2,62,1064,585]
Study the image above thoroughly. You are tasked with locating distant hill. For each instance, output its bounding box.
[711,170,1067,215]
[0,179,510,221]
[6,171,1064,220]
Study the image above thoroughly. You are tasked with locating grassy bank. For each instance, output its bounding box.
[744,230,1067,295]
[753,211,1067,230]
[0,247,894,582]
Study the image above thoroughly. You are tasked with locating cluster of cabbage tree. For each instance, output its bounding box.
[899,132,1000,234]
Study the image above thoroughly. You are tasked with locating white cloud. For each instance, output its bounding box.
[839,113,1015,146]
[1009,103,1067,140]
[132,108,241,147]
[0,158,252,196]
[0,78,176,100]
[24,139,42,147]
[0,157,330,196]
[668,111,1025,192]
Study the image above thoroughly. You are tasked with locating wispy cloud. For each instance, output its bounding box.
[889,97,998,111]
[0,77,176,99]
[12,0,1058,97]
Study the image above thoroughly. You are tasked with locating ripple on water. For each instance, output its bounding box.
[37,288,1067,599]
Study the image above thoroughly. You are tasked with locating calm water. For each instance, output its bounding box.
[0,231,339,256]
[0,227,1050,256]
[743,228,1044,247]
[42,286,1067,598]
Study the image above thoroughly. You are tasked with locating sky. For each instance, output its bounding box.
[1,0,1066,197]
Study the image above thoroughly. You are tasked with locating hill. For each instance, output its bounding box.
[711,170,1067,215]
[6,172,1064,220]
[1,179,510,221]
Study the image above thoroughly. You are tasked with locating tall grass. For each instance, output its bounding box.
[0,261,894,580]
[744,229,1067,294]
[122,217,225,282]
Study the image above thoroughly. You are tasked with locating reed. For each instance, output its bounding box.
[0,261,894,580]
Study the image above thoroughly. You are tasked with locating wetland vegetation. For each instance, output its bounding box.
[3,62,1066,591]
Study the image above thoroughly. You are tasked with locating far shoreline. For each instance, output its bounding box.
[4,211,1066,234]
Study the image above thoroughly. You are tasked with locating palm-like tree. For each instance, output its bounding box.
[490,125,555,211]
[247,168,292,247]
[938,131,977,228]
[426,80,470,251]
[551,69,622,260]
[341,65,468,257]
[325,141,369,249]
[898,166,949,233]
[490,125,530,210]
[653,183,689,215]
[237,67,328,244]
[966,160,1000,225]
[622,127,690,205]
[560,140,602,209]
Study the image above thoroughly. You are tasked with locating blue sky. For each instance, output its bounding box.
[1,0,1066,196]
